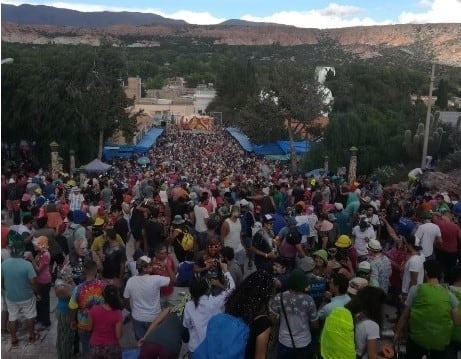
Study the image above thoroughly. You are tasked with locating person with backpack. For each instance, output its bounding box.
[269,269,319,359]
[64,209,88,256]
[194,270,275,359]
[449,266,461,358]
[183,261,235,354]
[170,214,195,263]
[394,260,461,358]
[278,217,306,270]
[320,306,355,359]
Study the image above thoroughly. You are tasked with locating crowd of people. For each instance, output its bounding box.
[2,123,461,359]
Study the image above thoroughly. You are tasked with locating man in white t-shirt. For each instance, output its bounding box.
[352,218,376,258]
[123,256,170,340]
[414,213,442,259]
[193,194,210,249]
[401,243,425,295]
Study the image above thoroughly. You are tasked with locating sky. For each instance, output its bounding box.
[2,0,461,29]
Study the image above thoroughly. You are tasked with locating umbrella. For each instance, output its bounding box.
[137,156,150,165]
[83,159,112,173]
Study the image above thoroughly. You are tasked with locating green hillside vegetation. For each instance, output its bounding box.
[2,40,460,173]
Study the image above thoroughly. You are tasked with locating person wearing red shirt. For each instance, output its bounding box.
[151,244,177,305]
[88,285,123,359]
[433,211,461,281]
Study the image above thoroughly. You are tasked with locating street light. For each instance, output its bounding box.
[421,63,436,169]
[398,49,436,169]
[49,141,59,152]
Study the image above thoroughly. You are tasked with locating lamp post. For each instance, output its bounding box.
[421,63,436,169]
[49,141,59,179]
[348,146,358,185]
[57,157,64,175]
[69,150,76,176]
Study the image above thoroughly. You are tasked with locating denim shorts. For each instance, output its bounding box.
[132,318,151,341]
[234,250,246,266]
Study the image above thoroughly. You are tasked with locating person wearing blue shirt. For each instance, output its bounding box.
[318,272,351,320]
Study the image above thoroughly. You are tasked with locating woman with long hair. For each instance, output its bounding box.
[88,284,124,359]
[226,270,275,359]
[26,235,52,329]
[346,286,386,359]
[100,228,127,289]
[183,261,235,354]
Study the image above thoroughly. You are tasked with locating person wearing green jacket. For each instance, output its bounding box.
[395,260,461,359]
[449,266,461,359]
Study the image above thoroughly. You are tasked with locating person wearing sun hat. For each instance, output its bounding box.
[313,249,328,268]
[347,277,369,297]
[367,239,392,294]
[334,234,358,273]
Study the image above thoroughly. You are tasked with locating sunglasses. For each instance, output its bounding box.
[208,245,219,249]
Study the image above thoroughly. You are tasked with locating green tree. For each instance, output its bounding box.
[1,43,135,164]
[261,62,328,172]
[435,78,448,110]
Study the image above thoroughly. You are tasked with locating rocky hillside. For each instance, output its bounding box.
[2,11,461,66]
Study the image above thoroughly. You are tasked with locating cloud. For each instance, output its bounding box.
[241,3,391,29]
[3,0,460,28]
[158,10,225,25]
[399,0,461,23]
[417,0,433,8]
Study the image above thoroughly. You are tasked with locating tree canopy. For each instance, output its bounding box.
[1,43,136,165]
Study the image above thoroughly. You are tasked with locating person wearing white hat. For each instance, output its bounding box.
[367,239,392,294]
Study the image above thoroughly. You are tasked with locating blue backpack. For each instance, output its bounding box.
[193,313,249,359]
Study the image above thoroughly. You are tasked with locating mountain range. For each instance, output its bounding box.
[2,4,461,66]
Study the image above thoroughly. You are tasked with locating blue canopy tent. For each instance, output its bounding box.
[134,128,164,153]
[103,128,164,159]
[226,128,253,152]
[276,141,311,155]
[253,140,311,157]
[253,143,285,156]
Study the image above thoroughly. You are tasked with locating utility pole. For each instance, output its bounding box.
[421,63,435,169]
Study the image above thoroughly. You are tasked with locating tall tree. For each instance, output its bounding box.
[1,43,136,164]
[260,62,329,172]
[435,78,448,110]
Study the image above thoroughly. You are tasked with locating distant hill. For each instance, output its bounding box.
[2,4,461,66]
[219,19,267,27]
[1,4,187,27]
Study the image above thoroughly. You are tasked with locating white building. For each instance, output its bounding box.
[193,84,216,114]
